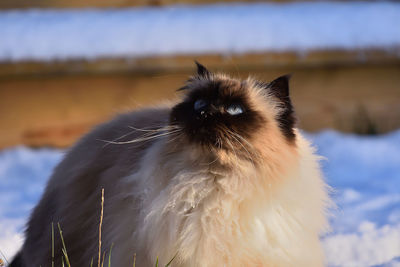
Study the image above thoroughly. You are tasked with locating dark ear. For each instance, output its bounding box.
[268,74,296,142]
[268,74,291,102]
[177,61,212,91]
[195,61,211,78]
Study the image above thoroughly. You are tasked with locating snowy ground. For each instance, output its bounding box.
[0,130,399,266]
[310,131,400,266]
[1,2,400,61]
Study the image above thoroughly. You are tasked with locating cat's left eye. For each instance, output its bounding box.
[226,104,244,115]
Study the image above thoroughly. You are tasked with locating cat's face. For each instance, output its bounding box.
[170,63,296,156]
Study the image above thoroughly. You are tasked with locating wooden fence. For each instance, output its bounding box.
[1,49,400,149]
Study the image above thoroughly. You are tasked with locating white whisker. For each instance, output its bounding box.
[127,125,180,133]
[226,129,258,167]
[101,124,180,148]
[100,129,182,145]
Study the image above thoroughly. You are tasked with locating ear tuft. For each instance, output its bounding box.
[195,61,211,78]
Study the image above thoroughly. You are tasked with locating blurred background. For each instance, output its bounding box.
[0,0,399,266]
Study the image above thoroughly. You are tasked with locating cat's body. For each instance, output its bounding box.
[12,64,330,267]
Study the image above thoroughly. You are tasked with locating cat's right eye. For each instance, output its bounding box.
[194,99,207,111]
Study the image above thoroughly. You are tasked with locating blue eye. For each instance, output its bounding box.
[226,104,244,115]
[194,99,207,111]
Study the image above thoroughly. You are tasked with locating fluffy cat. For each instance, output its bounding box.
[11,63,330,267]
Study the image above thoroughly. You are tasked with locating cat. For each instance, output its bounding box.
[11,62,330,267]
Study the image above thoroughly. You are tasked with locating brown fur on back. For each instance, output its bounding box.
[19,108,170,266]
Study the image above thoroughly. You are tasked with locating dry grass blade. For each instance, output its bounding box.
[108,244,114,267]
[165,253,177,267]
[61,244,70,265]
[98,188,105,267]
[57,223,71,267]
[133,253,136,267]
[101,251,105,267]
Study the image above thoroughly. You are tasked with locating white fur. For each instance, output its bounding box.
[108,131,330,267]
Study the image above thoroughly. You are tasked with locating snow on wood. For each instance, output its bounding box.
[0,2,400,61]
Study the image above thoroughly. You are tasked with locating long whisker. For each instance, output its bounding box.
[124,128,175,140]
[227,130,256,154]
[117,130,181,144]
[127,125,180,133]
[201,155,219,166]
[226,136,239,162]
[226,129,258,167]
[166,132,184,144]
[101,124,180,148]
[100,129,181,145]
[228,132,251,161]
[226,129,255,151]
[217,126,240,162]
[201,136,223,166]
[232,132,262,162]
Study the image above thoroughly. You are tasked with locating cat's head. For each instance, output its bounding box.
[170,62,296,161]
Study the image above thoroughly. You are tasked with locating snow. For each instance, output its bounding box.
[0,147,63,259]
[1,2,400,61]
[323,222,400,266]
[0,130,399,265]
[310,130,400,266]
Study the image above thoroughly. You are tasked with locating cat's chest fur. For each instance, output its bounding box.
[111,139,325,267]
[137,168,260,267]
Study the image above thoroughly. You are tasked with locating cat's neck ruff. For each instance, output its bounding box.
[122,132,327,267]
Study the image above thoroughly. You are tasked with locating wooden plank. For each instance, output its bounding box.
[1,62,399,149]
[1,48,399,78]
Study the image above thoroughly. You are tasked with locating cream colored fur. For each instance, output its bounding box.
[105,131,329,267]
